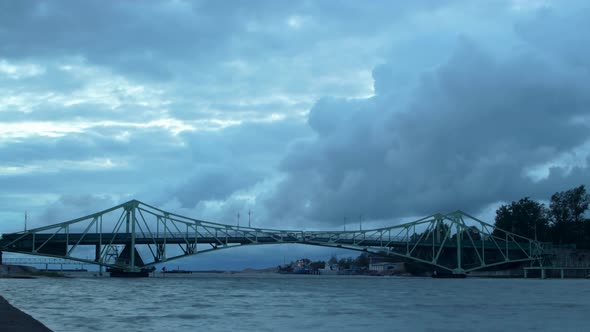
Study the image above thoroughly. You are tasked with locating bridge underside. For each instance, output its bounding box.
[0,200,546,276]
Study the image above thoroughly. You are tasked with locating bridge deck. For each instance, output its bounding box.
[0,232,533,250]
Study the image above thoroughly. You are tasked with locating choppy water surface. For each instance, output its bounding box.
[1,274,588,331]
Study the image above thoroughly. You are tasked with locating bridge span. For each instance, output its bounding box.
[0,200,546,276]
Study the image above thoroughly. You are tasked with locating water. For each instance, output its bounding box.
[0,274,588,332]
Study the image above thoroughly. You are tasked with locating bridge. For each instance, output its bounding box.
[0,200,546,277]
[2,257,87,271]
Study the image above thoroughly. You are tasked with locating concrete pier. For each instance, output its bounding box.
[0,295,52,331]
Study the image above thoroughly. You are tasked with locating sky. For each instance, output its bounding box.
[1,0,590,269]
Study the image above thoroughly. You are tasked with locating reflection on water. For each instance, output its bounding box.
[1,274,589,332]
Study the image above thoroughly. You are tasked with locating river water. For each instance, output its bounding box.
[0,274,588,331]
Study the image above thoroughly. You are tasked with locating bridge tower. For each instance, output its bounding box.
[106,200,152,277]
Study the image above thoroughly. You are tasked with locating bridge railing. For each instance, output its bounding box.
[131,230,411,243]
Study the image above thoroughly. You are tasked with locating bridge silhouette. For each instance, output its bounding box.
[0,200,546,277]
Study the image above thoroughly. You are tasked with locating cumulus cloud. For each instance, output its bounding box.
[265,10,590,224]
[516,6,590,68]
[2,1,590,242]
[174,166,264,208]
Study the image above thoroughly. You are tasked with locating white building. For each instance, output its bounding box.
[369,262,398,272]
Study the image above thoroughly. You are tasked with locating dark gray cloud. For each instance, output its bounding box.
[265,21,590,224]
[0,115,309,228]
[37,194,119,225]
[168,119,310,207]
[516,6,590,69]
[0,1,447,79]
[174,166,264,208]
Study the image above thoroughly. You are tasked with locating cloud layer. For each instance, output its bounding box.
[267,34,590,223]
[1,1,590,246]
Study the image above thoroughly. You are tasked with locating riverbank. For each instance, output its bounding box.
[0,264,64,279]
[0,295,52,331]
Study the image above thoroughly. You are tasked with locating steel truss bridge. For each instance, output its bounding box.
[2,258,86,270]
[0,200,546,276]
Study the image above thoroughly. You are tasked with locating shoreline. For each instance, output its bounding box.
[0,296,52,332]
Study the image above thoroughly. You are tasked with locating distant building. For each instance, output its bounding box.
[295,259,308,268]
[369,262,398,272]
[318,264,339,275]
[368,255,402,272]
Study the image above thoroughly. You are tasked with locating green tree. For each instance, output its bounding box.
[463,226,482,241]
[354,252,370,270]
[549,185,590,246]
[309,260,325,270]
[338,257,353,269]
[451,225,482,242]
[493,197,549,241]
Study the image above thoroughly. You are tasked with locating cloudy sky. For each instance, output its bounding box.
[1,0,590,268]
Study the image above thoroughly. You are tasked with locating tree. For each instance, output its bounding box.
[493,197,549,241]
[354,252,370,270]
[435,222,451,242]
[309,260,325,270]
[549,185,590,245]
[328,255,338,266]
[464,226,482,241]
[338,257,354,270]
[451,226,482,242]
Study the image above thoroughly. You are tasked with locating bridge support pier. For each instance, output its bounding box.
[94,244,100,264]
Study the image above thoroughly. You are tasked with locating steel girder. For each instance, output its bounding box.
[0,200,546,274]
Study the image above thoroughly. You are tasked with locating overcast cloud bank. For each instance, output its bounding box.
[1,1,589,247]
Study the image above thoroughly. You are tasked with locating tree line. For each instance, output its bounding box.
[280,253,371,271]
[493,185,590,248]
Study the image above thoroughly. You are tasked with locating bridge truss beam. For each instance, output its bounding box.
[0,200,547,274]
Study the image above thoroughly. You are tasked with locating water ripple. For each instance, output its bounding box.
[1,275,589,332]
